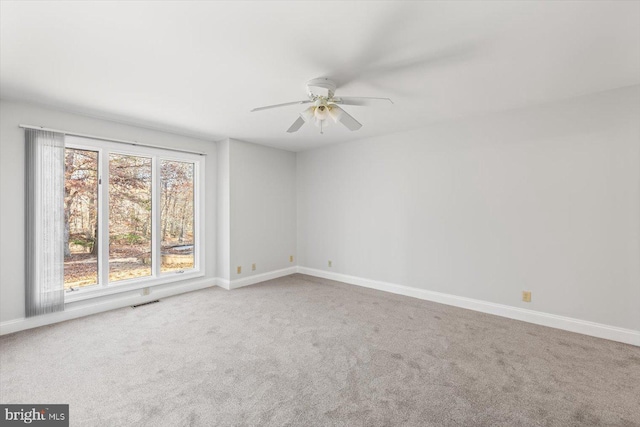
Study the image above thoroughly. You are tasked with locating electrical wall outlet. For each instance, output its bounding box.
[237,266,242,274]
[252,263,256,271]
[522,291,532,302]
[328,260,332,267]
[142,287,150,296]
[289,255,294,263]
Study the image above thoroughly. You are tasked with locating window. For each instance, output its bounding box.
[64,136,204,301]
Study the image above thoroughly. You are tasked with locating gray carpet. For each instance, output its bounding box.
[1,274,639,426]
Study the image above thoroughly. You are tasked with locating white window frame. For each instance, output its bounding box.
[64,136,205,303]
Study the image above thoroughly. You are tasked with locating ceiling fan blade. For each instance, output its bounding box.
[362,44,476,79]
[286,116,306,133]
[251,100,311,112]
[335,107,362,131]
[322,4,418,88]
[333,96,394,106]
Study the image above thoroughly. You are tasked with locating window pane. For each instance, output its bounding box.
[64,148,99,290]
[160,160,195,272]
[109,154,152,282]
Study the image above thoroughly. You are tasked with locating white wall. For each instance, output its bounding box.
[229,139,296,281]
[216,139,231,281]
[0,99,217,324]
[297,85,640,332]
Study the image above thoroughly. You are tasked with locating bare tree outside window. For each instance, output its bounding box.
[63,148,99,289]
[108,154,152,282]
[160,160,195,272]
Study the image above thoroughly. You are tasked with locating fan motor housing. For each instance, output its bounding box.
[306,78,336,99]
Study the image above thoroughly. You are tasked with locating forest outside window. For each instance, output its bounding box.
[64,136,204,301]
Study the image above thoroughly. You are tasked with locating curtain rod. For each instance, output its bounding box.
[19,124,207,156]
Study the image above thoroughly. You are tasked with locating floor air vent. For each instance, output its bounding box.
[132,300,160,308]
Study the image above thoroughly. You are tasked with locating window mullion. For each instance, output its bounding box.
[152,156,161,277]
[195,161,202,271]
[99,148,109,288]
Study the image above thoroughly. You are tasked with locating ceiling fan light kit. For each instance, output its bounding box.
[328,105,343,123]
[300,106,315,122]
[251,78,392,134]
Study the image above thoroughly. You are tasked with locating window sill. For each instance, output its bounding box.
[64,270,205,303]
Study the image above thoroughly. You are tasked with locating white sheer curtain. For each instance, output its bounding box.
[25,128,65,316]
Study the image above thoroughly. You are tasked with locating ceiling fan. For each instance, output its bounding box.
[251,78,393,134]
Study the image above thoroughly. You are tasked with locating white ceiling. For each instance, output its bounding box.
[1,1,639,152]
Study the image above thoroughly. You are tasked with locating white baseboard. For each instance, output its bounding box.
[227,266,297,290]
[0,279,215,336]
[215,277,231,290]
[297,267,640,347]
